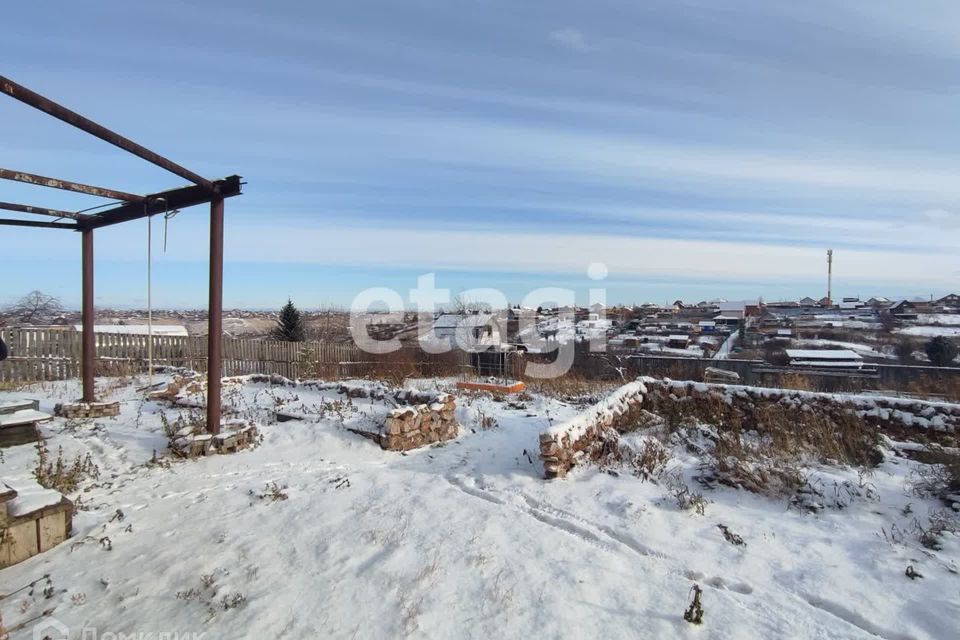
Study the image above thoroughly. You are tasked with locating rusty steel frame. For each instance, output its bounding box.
[0,200,88,221]
[0,74,241,433]
[1,75,216,192]
[0,217,77,230]
[0,168,144,202]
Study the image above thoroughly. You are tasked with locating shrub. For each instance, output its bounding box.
[925,336,958,368]
[33,440,100,494]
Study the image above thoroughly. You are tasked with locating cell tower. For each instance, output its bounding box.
[827,249,833,307]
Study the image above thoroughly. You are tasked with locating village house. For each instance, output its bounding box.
[889,300,919,320]
[428,313,503,352]
[934,293,960,312]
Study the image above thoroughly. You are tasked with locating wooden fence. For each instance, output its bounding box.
[0,328,468,383]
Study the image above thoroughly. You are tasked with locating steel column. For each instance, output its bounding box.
[206,197,224,434]
[81,229,96,402]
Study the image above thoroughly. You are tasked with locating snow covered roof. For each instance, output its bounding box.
[785,349,863,361]
[717,301,746,312]
[668,334,689,341]
[74,324,189,336]
[432,313,493,329]
[2,478,65,517]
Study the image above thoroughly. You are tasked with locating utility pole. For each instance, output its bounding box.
[826,249,833,307]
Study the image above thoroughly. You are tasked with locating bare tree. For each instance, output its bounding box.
[448,293,491,314]
[5,290,64,326]
[307,302,349,342]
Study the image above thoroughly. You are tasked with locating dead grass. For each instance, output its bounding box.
[522,373,617,403]
[905,375,960,403]
[907,449,960,500]
[646,386,882,496]
[777,373,814,391]
[33,439,100,494]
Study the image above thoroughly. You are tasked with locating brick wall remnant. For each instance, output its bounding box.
[539,380,647,479]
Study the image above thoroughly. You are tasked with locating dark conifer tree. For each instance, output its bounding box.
[272,299,306,342]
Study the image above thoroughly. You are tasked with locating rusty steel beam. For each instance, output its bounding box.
[0,200,89,221]
[0,218,77,230]
[79,175,242,230]
[0,168,144,202]
[206,197,224,435]
[81,229,96,402]
[0,74,216,192]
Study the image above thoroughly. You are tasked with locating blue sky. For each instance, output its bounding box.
[2,1,959,309]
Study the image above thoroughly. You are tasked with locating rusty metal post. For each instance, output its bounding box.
[81,229,96,402]
[206,197,224,434]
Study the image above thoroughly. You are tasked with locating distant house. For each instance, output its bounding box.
[867,297,891,307]
[785,349,864,370]
[798,296,819,307]
[698,320,716,333]
[838,299,864,311]
[429,313,502,351]
[713,314,741,327]
[934,293,960,311]
[73,324,189,337]
[667,334,690,349]
[889,300,918,320]
[716,301,747,319]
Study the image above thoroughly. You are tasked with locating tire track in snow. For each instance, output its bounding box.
[444,475,660,560]
[803,595,917,640]
[446,475,762,605]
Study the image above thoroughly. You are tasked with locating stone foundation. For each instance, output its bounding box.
[171,421,259,458]
[54,401,120,419]
[381,393,458,451]
[641,378,960,447]
[539,381,647,479]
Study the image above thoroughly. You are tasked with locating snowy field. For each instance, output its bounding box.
[898,326,960,338]
[1,375,958,639]
[794,339,894,360]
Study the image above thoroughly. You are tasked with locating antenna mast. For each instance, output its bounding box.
[827,249,833,306]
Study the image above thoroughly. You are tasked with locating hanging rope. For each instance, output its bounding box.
[145,199,179,387]
[163,207,179,253]
[147,204,156,386]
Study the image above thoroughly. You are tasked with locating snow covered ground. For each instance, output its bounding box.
[1,376,958,639]
[794,339,895,360]
[898,326,960,338]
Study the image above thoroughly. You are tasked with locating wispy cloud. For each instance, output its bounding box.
[919,208,960,230]
[3,1,960,305]
[549,27,594,52]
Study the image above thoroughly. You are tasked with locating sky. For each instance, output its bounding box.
[2,0,960,310]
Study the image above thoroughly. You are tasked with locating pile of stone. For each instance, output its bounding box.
[380,393,457,451]
[539,381,647,479]
[171,420,258,458]
[54,401,120,419]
